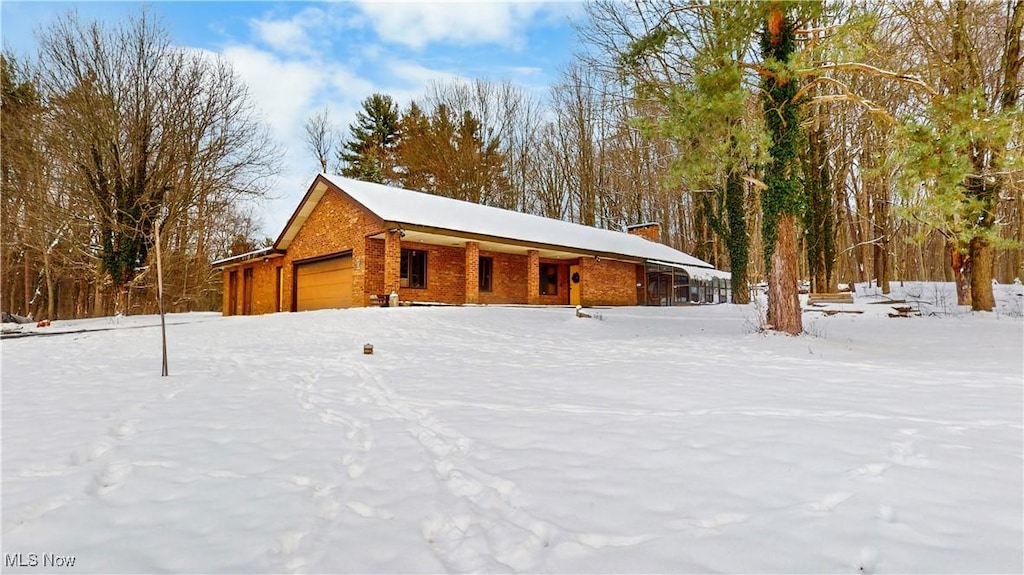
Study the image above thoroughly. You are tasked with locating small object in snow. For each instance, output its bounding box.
[36,319,51,328]
[363,343,373,355]
[575,305,592,319]
[2,311,33,324]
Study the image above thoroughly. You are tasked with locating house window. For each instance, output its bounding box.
[540,263,558,295]
[401,249,427,288]
[479,257,493,292]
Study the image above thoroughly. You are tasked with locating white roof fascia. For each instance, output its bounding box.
[646,259,733,281]
[211,247,280,268]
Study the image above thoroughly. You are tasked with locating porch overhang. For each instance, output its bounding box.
[370,221,644,263]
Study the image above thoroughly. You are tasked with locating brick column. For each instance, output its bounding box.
[465,241,479,304]
[527,249,540,305]
[383,229,402,296]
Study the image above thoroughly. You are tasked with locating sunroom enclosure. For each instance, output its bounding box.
[644,262,732,305]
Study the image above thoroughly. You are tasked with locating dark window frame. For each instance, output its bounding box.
[401,249,427,289]
[479,256,493,292]
[540,263,558,295]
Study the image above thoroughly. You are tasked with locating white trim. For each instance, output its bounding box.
[646,260,733,281]
[212,248,281,268]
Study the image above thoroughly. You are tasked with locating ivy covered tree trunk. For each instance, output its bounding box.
[761,4,803,335]
[726,165,750,304]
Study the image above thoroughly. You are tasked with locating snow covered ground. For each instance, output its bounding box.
[2,282,1022,573]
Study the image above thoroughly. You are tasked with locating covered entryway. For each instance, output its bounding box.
[294,254,353,311]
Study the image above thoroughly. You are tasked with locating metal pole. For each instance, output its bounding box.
[155,218,168,377]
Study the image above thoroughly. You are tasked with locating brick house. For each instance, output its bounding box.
[213,174,732,315]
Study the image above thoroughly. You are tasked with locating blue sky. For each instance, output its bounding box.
[1,1,584,235]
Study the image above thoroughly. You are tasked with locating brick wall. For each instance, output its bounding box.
[364,238,385,299]
[627,223,661,243]
[397,241,466,304]
[281,186,386,309]
[465,242,479,304]
[222,258,281,316]
[478,251,528,304]
[580,257,640,306]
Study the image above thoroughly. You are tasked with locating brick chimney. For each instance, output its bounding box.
[626,222,661,243]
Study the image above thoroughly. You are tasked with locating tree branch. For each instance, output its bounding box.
[801,62,939,96]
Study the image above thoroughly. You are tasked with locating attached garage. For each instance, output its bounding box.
[294,254,353,311]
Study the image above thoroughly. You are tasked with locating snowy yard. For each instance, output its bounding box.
[2,283,1022,574]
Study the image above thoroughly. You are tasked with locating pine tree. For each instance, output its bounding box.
[339,93,401,184]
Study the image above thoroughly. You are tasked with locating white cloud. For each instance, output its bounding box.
[220,45,325,139]
[251,17,309,53]
[352,0,548,49]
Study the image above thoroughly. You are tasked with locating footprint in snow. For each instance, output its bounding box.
[108,419,138,439]
[852,462,891,479]
[876,504,897,523]
[694,512,750,530]
[5,495,73,532]
[18,465,70,478]
[277,530,305,555]
[888,440,930,467]
[809,491,854,512]
[346,462,365,479]
[161,389,182,400]
[346,501,394,519]
[69,440,112,465]
[89,460,133,495]
[207,470,246,478]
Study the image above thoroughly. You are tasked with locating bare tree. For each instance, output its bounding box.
[33,9,279,314]
[304,106,339,173]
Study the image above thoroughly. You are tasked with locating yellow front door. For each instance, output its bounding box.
[569,264,581,306]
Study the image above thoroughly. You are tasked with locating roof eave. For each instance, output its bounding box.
[383,220,645,263]
[211,248,285,269]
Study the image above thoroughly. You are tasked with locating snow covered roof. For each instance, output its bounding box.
[647,259,733,281]
[278,174,717,269]
[211,247,283,269]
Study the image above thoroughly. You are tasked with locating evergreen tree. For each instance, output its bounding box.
[395,102,506,204]
[340,93,401,184]
[612,2,767,304]
[892,0,1022,311]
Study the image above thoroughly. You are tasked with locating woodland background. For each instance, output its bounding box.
[2,1,1021,325]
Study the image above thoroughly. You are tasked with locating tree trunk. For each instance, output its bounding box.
[44,251,55,320]
[949,241,972,306]
[726,169,750,304]
[767,214,803,335]
[969,236,995,311]
[23,251,31,315]
[115,285,130,316]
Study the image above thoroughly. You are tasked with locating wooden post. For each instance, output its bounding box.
[155,218,168,377]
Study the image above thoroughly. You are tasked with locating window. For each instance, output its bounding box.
[479,257,493,292]
[540,263,558,295]
[401,249,427,288]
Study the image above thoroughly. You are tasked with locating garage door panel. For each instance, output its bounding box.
[295,255,353,311]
